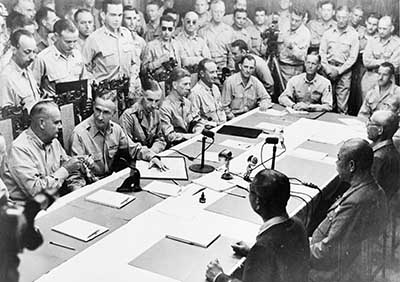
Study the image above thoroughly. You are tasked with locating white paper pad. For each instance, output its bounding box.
[143,181,182,197]
[166,220,221,248]
[196,151,220,163]
[338,118,365,127]
[135,156,188,180]
[220,139,253,150]
[192,172,237,192]
[259,108,287,116]
[289,148,328,161]
[52,217,109,242]
[85,189,135,209]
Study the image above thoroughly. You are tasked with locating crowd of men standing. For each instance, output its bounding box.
[0,0,400,282]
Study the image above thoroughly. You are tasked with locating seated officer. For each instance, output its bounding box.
[206,169,310,282]
[160,67,205,145]
[230,39,274,96]
[310,138,387,281]
[70,90,167,178]
[189,58,226,125]
[367,110,400,200]
[358,62,400,120]
[32,19,88,97]
[119,79,166,154]
[2,100,86,205]
[279,53,333,112]
[222,54,272,120]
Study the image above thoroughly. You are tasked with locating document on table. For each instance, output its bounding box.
[192,172,237,192]
[220,139,253,150]
[143,180,182,197]
[286,107,309,115]
[51,217,109,242]
[166,221,221,248]
[85,189,135,209]
[135,156,188,180]
[289,148,328,161]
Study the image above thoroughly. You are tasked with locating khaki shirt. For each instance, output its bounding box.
[222,72,272,118]
[175,32,211,68]
[159,93,205,144]
[32,45,88,96]
[119,100,166,154]
[189,80,227,125]
[253,54,274,95]
[246,25,267,57]
[198,11,211,29]
[70,115,155,177]
[130,33,147,97]
[279,73,333,111]
[363,36,400,71]
[2,128,83,203]
[320,25,359,75]
[77,37,86,52]
[199,22,234,69]
[359,33,378,53]
[0,59,40,112]
[307,19,337,47]
[278,24,311,66]
[277,10,291,33]
[144,21,161,42]
[358,83,400,119]
[83,26,137,82]
[142,38,182,72]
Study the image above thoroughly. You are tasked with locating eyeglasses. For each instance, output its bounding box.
[185,20,197,25]
[161,26,174,32]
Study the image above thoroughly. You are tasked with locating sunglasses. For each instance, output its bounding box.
[186,20,197,25]
[161,26,174,32]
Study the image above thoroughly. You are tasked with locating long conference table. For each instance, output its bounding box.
[18,105,367,282]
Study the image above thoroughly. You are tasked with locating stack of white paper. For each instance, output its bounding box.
[260,108,287,116]
[52,217,109,242]
[135,156,188,180]
[85,189,135,209]
[289,148,328,161]
[192,172,236,192]
[143,181,182,197]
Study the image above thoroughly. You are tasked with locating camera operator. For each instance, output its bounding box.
[142,15,181,81]
[0,184,53,282]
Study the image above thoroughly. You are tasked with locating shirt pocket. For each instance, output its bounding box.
[231,90,244,110]
[107,144,119,159]
[311,91,323,103]
[100,46,118,70]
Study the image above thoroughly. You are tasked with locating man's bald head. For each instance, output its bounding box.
[370,110,399,139]
[30,100,62,144]
[378,16,394,39]
[339,138,374,172]
[183,11,199,34]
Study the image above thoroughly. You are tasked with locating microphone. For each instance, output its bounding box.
[265,136,279,144]
[189,129,215,174]
[201,129,215,139]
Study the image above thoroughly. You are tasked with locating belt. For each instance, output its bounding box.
[279,61,303,67]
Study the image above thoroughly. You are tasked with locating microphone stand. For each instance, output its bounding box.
[271,143,277,170]
[189,136,215,173]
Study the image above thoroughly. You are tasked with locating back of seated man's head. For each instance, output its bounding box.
[251,169,290,217]
[338,138,374,179]
[368,110,399,142]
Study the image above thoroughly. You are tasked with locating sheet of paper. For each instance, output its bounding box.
[220,139,253,150]
[196,151,220,163]
[135,156,188,180]
[289,148,328,161]
[259,108,287,116]
[143,180,182,197]
[192,172,236,192]
[52,217,109,242]
[85,189,135,209]
[166,220,221,248]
